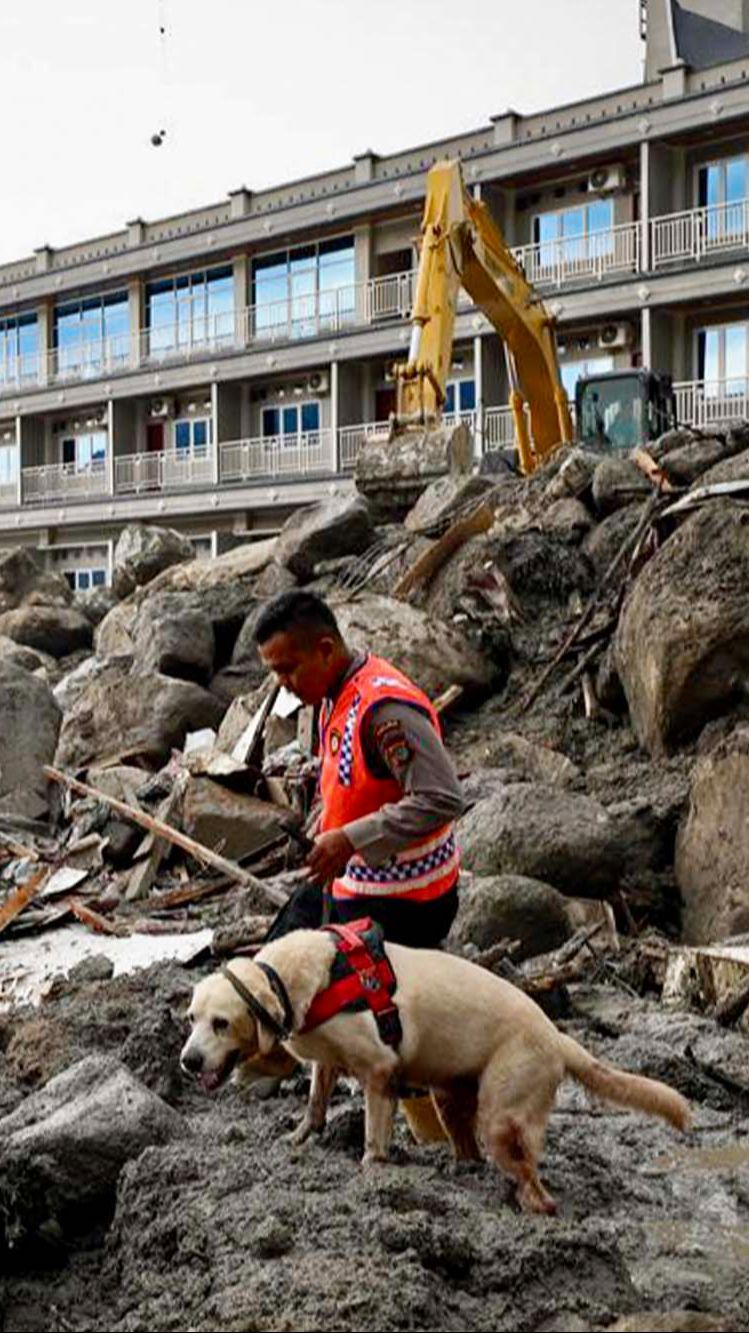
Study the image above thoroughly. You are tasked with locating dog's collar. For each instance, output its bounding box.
[221,963,293,1043]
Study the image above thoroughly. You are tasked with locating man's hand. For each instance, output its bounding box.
[305,829,354,885]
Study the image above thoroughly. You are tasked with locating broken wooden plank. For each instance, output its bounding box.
[630,447,675,493]
[43,765,290,909]
[392,500,495,600]
[0,865,52,936]
[0,833,40,862]
[125,779,185,902]
[663,943,749,1033]
[433,684,463,715]
[67,898,124,936]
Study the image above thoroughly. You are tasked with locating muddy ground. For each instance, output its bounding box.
[1,957,748,1333]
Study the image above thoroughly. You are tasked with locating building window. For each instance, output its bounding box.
[534,199,614,266]
[0,443,18,492]
[252,238,355,340]
[174,417,212,453]
[560,355,614,400]
[697,321,749,394]
[146,266,234,359]
[445,379,476,417]
[54,293,129,379]
[698,155,748,241]
[61,431,108,473]
[0,313,39,386]
[261,400,320,442]
[63,567,108,592]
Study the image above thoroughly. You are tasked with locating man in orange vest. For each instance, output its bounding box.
[254,590,464,947]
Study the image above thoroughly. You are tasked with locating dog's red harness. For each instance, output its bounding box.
[300,918,402,1049]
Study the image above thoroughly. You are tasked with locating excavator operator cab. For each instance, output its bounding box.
[575,370,677,452]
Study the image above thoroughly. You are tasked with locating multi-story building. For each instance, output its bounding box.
[2,0,749,588]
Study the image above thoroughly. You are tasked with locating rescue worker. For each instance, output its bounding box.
[254,589,464,947]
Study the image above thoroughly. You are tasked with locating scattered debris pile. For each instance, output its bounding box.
[2,428,749,1331]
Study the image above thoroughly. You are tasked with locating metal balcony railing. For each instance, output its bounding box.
[114,445,213,495]
[21,458,109,505]
[220,429,336,482]
[512,222,642,289]
[674,377,749,430]
[652,199,749,269]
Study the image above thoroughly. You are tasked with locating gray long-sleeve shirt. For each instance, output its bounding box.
[323,653,465,867]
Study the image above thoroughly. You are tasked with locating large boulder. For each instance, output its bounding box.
[0,604,93,657]
[659,435,741,487]
[133,602,215,685]
[74,586,118,627]
[55,669,225,770]
[615,500,749,755]
[0,661,61,817]
[540,497,594,545]
[0,1055,183,1253]
[675,726,749,944]
[458,784,627,897]
[404,474,494,534]
[0,545,71,613]
[334,593,499,698]
[0,634,55,676]
[112,523,194,599]
[699,445,749,488]
[182,778,293,861]
[591,457,652,518]
[582,503,645,580]
[276,495,374,582]
[53,654,133,715]
[355,422,474,523]
[448,873,572,961]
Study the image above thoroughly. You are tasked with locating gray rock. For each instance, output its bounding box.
[74,586,118,627]
[253,561,298,600]
[648,426,700,462]
[404,474,494,533]
[0,661,61,816]
[276,495,374,582]
[676,725,749,944]
[583,503,645,580]
[448,873,572,960]
[0,634,54,675]
[0,604,93,658]
[335,593,499,698]
[458,784,625,896]
[0,1054,184,1251]
[53,654,133,714]
[209,663,267,706]
[112,523,194,599]
[182,777,292,861]
[55,669,225,771]
[699,445,749,488]
[541,497,594,545]
[591,456,652,518]
[608,1315,739,1333]
[615,500,749,755]
[660,436,739,487]
[355,422,474,522]
[0,545,71,614]
[134,602,215,685]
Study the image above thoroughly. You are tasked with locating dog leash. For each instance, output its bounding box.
[221,963,294,1043]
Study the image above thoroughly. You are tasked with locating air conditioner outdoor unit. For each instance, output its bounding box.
[307,371,329,394]
[587,164,627,194]
[598,322,633,350]
[149,397,174,418]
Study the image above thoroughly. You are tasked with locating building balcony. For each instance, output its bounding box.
[220,430,336,482]
[673,378,749,431]
[20,458,109,506]
[651,200,749,270]
[114,445,214,495]
[512,222,642,291]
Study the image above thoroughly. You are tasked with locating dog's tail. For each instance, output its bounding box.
[558,1033,691,1132]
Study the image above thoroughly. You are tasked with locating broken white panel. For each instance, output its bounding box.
[272,686,303,719]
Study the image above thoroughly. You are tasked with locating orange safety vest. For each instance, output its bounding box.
[319,653,460,904]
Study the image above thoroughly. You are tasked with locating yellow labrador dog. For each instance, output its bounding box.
[181,928,690,1213]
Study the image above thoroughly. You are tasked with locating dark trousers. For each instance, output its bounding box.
[264,881,459,950]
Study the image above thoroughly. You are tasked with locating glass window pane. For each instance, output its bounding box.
[459,380,476,412]
[262,407,279,437]
[537,213,560,267]
[207,269,234,341]
[175,420,191,450]
[301,401,320,433]
[703,328,720,384]
[193,419,208,448]
[726,158,747,204]
[445,383,456,414]
[78,571,91,590]
[282,405,298,436]
[92,569,106,587]
[62,438,75,465]
[725,324,747,387]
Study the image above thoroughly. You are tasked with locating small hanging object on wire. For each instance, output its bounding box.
[151,129,167,148]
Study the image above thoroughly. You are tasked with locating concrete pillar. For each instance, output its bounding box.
[640,140,651,273]
[233,255,248,345]
[210,382,220,485]
[37,299,53,387]
[128,277,144,368]
[641,307,652,370]
[354,225,372,290]
[14,415,22,506]
[106,401,115,495]
[331,360,339,471]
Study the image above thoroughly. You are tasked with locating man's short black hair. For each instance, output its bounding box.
[253,590,342,645]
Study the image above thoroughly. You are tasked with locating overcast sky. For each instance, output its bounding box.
[0,0,644,264]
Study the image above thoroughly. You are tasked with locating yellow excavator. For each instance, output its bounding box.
[355,158,676,510]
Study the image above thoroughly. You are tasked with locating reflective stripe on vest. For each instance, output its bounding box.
[319,654,459,904]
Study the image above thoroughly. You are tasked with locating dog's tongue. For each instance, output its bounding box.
[199,1070,222,1093]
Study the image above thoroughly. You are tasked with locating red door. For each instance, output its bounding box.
[147,421,165,452]
[375,387,396,422]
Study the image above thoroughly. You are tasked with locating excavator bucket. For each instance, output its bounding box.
[354,420,474,523]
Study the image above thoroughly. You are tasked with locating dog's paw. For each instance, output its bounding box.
[360,1150,390,1172]
[284,1117,320,1150]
